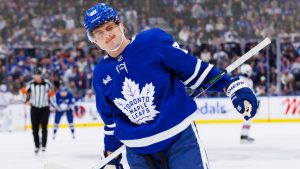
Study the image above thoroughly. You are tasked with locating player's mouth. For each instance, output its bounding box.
[106,35,116,44]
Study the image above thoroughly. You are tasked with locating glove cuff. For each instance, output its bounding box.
[226,79,249,97]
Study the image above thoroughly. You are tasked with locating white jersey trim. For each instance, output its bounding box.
[191,64,213,90]
[104,55,109,59]
[106,123,116,128]
[130,36,136,43]
[120,112,196,147]
[183,59,201,86]
[191,123,210,169]
[104,130,114,135]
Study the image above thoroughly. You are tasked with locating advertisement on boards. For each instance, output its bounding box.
[7,96,300,129]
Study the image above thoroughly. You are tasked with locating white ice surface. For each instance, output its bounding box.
[1,123,300,169]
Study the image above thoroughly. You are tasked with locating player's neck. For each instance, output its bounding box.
[107,39,131,58]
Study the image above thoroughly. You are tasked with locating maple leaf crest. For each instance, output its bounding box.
[113,77,159,125]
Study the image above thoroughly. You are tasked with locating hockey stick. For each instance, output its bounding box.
[190,37,271,98]
[92,145,126,169]
[24,104,28,131]
[92,37,271,169]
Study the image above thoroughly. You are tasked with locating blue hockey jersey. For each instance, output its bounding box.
[55,91,75,112]
[93,28,231,154]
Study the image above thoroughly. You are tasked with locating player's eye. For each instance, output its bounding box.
[94,30,104,37]
[106,25,114,31]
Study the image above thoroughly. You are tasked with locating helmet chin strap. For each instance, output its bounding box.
[100,25,125,52]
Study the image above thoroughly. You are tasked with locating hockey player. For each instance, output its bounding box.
[83,89,98,120]
[84,3,258,169]
[239,64,257,143]
[0,84,20,132]
[84,89,95,102]
[53,86,76,139]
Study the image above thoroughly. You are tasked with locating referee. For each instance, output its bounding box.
[21,67,56,154]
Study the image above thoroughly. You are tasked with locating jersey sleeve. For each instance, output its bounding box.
[93,71,123,152]
[21,81,32,101]
[45,80,56,106]
[154,29,231,92]
[50,92,59,111]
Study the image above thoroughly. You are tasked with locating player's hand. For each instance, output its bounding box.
[101,151,123,169]
[25,100,31,105]
[50,107,56,112]
[226,78,258,120]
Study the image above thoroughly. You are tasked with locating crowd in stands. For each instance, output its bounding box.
[0,0,299,99]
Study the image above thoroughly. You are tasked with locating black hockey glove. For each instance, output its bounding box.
[100,151,124,169]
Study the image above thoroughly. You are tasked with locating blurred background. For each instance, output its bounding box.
[0,1,300,169]
[0,0,299,98]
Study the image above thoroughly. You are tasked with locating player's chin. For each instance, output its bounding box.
[101,44,114,50]
[111,43,121,50]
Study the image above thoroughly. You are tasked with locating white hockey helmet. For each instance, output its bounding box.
[0,84,7,92]
[240,64,252,77]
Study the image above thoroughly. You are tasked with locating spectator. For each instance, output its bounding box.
[0,0,299,98]
[281,69,294,95]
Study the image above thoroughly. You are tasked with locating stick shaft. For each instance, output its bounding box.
[226,38,271,73]
[92,145,126,169]
[191,37,271,98]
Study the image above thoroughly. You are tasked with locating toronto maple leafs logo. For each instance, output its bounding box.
[113,77,159,125]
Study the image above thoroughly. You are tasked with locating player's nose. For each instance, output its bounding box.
[105,34,115,43]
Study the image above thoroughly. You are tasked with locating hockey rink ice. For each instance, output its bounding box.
[1,123,300,169]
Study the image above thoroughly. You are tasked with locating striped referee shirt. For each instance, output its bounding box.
[21,79,55,108]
